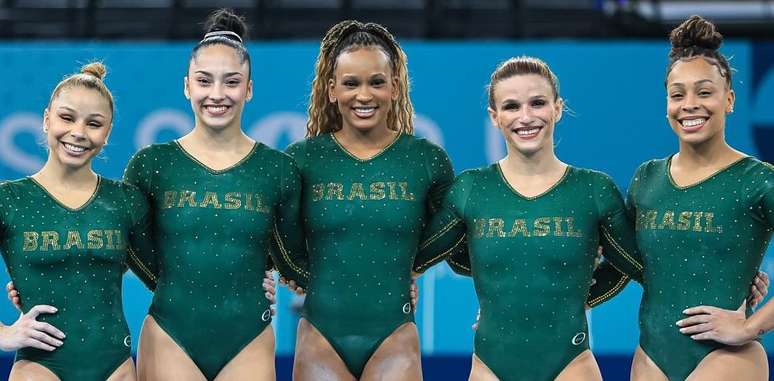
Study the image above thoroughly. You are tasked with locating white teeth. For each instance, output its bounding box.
[206,106,228,113]
[681,118,706,127]
[515,127,540,136]
[63,143,86,153]
[353,107,376,117]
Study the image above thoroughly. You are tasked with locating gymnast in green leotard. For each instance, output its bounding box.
[0,63,150,381]
[627,16,773,381]
[287,20,454,381]
[122,10,309,381]
[412,56,645,381]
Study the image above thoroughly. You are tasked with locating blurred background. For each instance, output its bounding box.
[1,0,773,380]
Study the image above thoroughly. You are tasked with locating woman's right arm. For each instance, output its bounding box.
[413,171,475,276]
[122,149,159,290]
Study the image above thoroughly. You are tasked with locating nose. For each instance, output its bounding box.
[355,85,373,103]
[209,83,226,101]
[69,122,87,139]
[517,106,534,124]
[681,93,700,112]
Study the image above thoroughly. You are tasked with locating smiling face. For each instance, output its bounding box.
[666,57,734,146]
[185,44,253,132]
[328,47,398,134]
[488,74,563,157]
[44,86,113,170]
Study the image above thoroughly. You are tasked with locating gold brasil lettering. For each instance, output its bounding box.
[472,217,583,239]
[636,209,723,234]
[310,182,416,202]
[161,190,270,213]
[22,230,125,252]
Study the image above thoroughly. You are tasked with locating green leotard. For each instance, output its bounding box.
[285,133,453,377]
[124,141,308,380]
[0,177,151,381]
[414,164,644,381]
[629,156,773,380]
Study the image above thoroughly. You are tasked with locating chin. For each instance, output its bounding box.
[347,119,383,132]
[202,118,236,131]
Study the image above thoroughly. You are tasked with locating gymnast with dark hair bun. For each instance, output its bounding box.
[628,15,773,381]
[121,9,308,381]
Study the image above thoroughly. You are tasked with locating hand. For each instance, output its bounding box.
[262,271,277,317]
[472,308,480,331]
[6,282,20,311]
[279,276,306,296]
[677,300,758,346]
[594,246,603,271]
[409,278,419,310]
[748,271,769,308]
[0,305,65,352]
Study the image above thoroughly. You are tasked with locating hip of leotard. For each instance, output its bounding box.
[149,297,273,328]
[16,338,131,371]
[474,336,588,380]
[302,306,414,336]
[150,281,270,317]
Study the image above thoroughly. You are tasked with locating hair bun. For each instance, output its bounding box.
[80,62,107,80]
[670,15,723,53]
[204,8,248,41]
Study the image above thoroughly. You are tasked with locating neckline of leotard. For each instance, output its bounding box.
[329,132,403,163]
[665,154,751,190]
[173,140,260,175]
[27,175,102,212]
[495,162,571,201]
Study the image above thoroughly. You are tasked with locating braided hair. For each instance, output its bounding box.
[306,20,413,137]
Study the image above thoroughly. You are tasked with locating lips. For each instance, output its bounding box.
[678,117,708,133]
[61,142,90,156]
[511,126,542,140]
[204,105,231,116]
[352,106,377,118]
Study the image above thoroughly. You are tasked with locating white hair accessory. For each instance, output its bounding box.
[201,31,243,44]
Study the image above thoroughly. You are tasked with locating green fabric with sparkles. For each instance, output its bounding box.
[630,157,773,381]
[0,177,150,381]
[285,133,453,377]
[414,164,643,381]
[123,141,307,380]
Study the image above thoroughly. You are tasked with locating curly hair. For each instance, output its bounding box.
[306,20,414,137]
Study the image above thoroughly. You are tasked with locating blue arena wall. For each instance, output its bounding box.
[0,41,773,380]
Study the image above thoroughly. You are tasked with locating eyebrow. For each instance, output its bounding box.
[669,79,716,88]
[501,95,546,103]
[56,106,105,119]
[193,71,244,77]
[341,72,387,78]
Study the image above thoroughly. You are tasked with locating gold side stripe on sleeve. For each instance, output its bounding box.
[127,247,157,282]
[272,223,311,279]
[416,233,467,273]
[448,257,471,273]
[419,217,462,250]
[600,225,643,272]
[588,274,629,307]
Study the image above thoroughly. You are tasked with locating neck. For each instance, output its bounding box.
[675,131,737,167]
[35,158,96,189]
[335,124,396,147]
[501,144,563,176]
[188,123,250,151]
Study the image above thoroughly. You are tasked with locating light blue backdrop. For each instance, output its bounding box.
[0,41,771,356]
